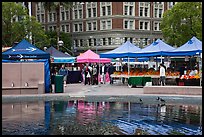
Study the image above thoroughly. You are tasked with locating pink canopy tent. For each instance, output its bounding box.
[77,49,111,63]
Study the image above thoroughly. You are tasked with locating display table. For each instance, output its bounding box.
[128,76,152,87]
[176,78,201,86]
[67,71,82,84]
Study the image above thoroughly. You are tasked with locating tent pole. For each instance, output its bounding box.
[161,55,163,63]
[128,57,130,76]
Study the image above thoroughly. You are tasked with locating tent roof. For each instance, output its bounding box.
[137,39,175,54]
[45,46,72,57]
[2,39,50,59]
[100,41,141,58]
[164,36,202,56]
[77,49,111,63]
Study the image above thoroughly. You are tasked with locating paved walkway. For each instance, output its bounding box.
[2,83,202,105]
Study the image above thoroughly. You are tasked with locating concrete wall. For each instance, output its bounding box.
[2,62,45,95]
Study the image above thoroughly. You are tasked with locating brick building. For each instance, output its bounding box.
[31,2,176,54]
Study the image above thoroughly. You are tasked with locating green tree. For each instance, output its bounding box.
[42,2,73,50]
[46,31,73,55]
[160,2,202,47]
[2,2,49,49]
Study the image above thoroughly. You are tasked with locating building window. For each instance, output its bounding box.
[88,23,91,30]
[93,8,96,17]
[89,39,92,46]
[66,25,69,32]
[88,8,91,17]
[80,39,83,47]
[61,25,65,32]
[123,2,135,16]
[159,9,163,18]
[139,21,150,30]
[74,24,78,32]
[79,23,82,31]
[49,26,52,31]
[108,37,111,45]
[129,6,133,15]
[93,22,97,30]
[100,20,112,30]
[139,2,150,17]
[53,26,56,31]
[66,11,69,20]
[37,15,40,22]
[49,13,52,22]
[140,7,143,16]
[100,2,112,16]
[102,38,106,45]
[79,9,82,18]
[53,13,56,21]
[107,20,111,29]
[107,6,111,15]
[124,21,128,29]
[74,10,77,19]
[61,12,65,20]
[124,20,135,29]
[124,6,128,15]
[154,8,157,18]
[102,7,105,16]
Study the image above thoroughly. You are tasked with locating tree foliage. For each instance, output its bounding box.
[2,2,49,49]
[45,31,72,55]
[160,2,202,47]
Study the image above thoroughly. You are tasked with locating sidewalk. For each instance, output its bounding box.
[2,83,202,105]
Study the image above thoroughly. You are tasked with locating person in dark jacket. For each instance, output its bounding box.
[108,63,116,84]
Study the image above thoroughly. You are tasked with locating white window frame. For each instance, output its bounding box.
[100,2,112,16]
[154,2,164,18]
[123,2,135,16]
[139,2,150,17]
[86,2,97,18]
[139,20,150,30]
[100,19,112,30]
[123,19,135,30]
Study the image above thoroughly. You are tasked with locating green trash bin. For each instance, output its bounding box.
[54,75,64,93]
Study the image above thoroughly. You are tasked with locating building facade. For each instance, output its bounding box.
[31,2,176,54]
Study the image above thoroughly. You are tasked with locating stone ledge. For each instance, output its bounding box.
[143,86,202,95]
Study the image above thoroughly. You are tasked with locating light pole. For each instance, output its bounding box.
[58,40,75,56]
[149,2,153,43]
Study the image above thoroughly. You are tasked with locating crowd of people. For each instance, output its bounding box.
[81,63,116,85]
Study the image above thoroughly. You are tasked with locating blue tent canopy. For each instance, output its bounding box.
[164,36,202,56]
[99,41,141,58]
[45,46,75,63]
[2,39,50,59]
[130,39,175,57]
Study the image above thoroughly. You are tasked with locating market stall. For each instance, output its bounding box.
[2,39,51,93]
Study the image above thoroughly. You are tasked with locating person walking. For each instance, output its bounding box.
[159,63,166,86]
[58,64,68,87]
[108,63,115,84]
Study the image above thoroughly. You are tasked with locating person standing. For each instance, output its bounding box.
[59,64,68,87]
[108,63,115,84]
[100,63,107,84]
[92,64,98,85]
[122,63,128,84]
[84,64,91,85]
[159,63,166,86]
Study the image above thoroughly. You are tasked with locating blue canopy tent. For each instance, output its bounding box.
[100,41,141,58]
[2,39,51,93]
[100,40,141,75]
[2,39,50,59]
[45,46,75,63]
[164,36,202,56]
[130,39,175,63]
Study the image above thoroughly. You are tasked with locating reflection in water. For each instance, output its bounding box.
[2,100,202,135]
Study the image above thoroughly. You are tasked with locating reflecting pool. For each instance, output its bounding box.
[2,100,202,135]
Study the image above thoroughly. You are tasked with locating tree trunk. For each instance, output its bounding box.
[56,4,60,50]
